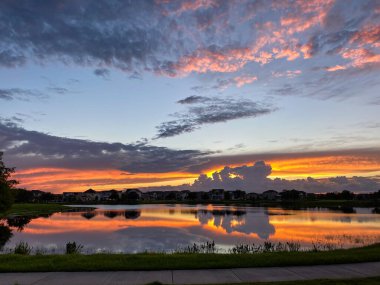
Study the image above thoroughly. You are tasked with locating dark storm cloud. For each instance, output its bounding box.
[0,88,46,101]
[156,97,275,138]
[0,120,210,173]
[0,50,26,67]
[94,68,110,79]
[0,0,171,73]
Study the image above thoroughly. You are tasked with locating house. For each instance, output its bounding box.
[84,189,97,201]
[122,188,142,200]
[280,189,306,200]
[230,190,246,200]
[246,192,260,200]
[163,191,179,200]
[144,191,165,200]
[209,189,225,200]
[63,192,81,202]
[31,190,45,199]
[261,190,279,200]
[176,190,191,200]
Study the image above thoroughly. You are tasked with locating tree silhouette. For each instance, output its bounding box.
[0,224,12,250]
[0,152,18,212]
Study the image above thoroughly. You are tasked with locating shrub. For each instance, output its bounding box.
[14,241,31,255]
[66,242,83,254]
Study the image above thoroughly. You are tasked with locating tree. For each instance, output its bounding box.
[0,224,12,250]
[0,152,18,212]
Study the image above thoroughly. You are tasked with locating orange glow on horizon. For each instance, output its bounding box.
[204,155,380,179]
[12,153,380,193]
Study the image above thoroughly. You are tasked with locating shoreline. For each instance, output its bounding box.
[0,243,380,272]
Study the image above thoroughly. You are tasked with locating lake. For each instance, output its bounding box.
[1,204,380,254]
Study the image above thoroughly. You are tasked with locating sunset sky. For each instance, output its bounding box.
[1,0,380,193]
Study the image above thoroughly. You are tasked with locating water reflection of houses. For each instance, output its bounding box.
[195,208,275,239]
[81,211,97,219]
[102,210,142,219]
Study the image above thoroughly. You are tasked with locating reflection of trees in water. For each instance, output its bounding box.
[124,210,141,220]
[0,223,12,251]
[103,211,120,219]
[196,209,275,239]
[210,209,246,216]
[7,216,32,231]
[81,211,97,219]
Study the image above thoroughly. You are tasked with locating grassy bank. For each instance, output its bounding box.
[0,243,379,272]
[0,203,73,218]
[165,277,380,285]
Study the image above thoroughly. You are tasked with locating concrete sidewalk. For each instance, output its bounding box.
[1,262,379,285]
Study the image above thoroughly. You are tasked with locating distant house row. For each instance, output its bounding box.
[13,187,380,204]
[61,188,284,202]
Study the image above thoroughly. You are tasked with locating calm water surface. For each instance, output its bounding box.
[1,204,380,253]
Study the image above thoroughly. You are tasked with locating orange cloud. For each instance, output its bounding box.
[12,149,380,193]
[167,35,272,76]
[349,25,380,47]
[203,152,380,180]
[13,168,196,193]
[273,47,300,61]
[325,65,346,72]
[341,48,380,68]
[234,75,258,87]
[272,70,302,78]
[175,0,218,14]
[280,0,334,35]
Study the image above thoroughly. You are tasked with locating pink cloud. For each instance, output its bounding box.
[163,0,218,15]
[349,25,380,48]
[279,0,335,35]
[169,35,273,75]
[234,75,258,87]
[325,65,347,72]
[272,47,300,61]
[272,70,302,78]
[171,48,253,75]
[342,48,380,68]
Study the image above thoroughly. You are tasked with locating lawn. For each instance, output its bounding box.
[153,277,380,285]
[0,243,379,272]
[0,203,73,218]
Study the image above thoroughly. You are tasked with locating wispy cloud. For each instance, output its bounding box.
[155,96,275,138]
[94,68,110,79]
[0,88,46,101]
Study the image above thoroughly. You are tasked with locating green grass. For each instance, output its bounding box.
[159,277,380,285]
[0,203,73,218]
[0,243,380,272]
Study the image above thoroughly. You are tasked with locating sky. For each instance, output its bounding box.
[0,0,380,193]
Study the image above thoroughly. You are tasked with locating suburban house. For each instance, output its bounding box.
[225,190,246,200]
[122,188,143,200]
[261,190,280,200]
[210,189,225,200]
[246,192,260,200]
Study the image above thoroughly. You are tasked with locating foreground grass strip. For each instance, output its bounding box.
[0,243,379,272]
[148,277,380,285]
